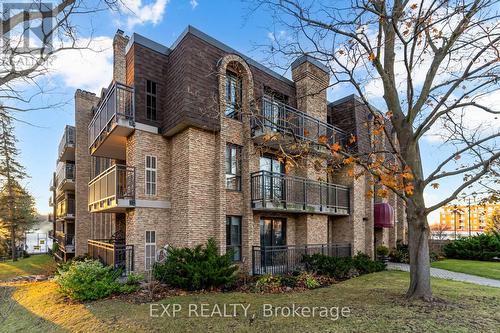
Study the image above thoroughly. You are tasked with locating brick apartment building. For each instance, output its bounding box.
[438,203,499,234]
[49,26,407,274]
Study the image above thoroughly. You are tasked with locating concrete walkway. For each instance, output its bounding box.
[387,262,500,288]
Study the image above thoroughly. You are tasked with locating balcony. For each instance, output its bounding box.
[88,82,135,160]
[58,125,75,162]
[251,170,350,215]
[56,162,75,193]
[252,243,351,275]
[56,196,75,220]
[88,239,134,275]
[88,164,135,213]
[56,231,75,253]
[251,96,346,151]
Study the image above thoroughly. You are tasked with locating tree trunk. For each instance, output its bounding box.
[10,225,16,261]
[406,202,432,300]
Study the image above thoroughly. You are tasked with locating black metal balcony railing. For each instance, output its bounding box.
[88,239,134,275]
[252,243,351,275]
[58,125,75,159]
[56,162,75,188]
[251,170,350,214]
[88,82,134,150]
[251,96,346,146]
[56,232,75,253]
[88,164,135,212]
[56,197,75,219]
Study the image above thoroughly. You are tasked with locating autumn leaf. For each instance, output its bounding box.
[318,135,328,145]
[431,183,440,189]
[377,188,389,198]
[368,52,376,62]
[343,156,355,165]
[347,168,355,177]
[338,49,345,55]
[348,134,357,144]
[304,129,310,137]
[410,3,418,10]
[331,142,342,153]
[404,183,414,196]
[386,111,393,118]
[454,154,461,160]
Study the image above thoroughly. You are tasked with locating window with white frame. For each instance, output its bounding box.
[145,155,157,196]
[145,230,156,270]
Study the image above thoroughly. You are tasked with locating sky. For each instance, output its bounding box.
[8,0,499,224]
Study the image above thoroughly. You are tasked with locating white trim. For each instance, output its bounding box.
[135,200,170,209]
[145,155,157,196]
[135,122,159,134]
[145,230,156,271]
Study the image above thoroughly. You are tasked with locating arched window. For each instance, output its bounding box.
[225,68,243,120]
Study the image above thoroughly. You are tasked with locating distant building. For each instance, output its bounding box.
[438,203,499,236]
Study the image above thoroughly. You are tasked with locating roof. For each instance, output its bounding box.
[126,25,295,86]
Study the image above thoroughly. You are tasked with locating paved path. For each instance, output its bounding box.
[387,262,500,288]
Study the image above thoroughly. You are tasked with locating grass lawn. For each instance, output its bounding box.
[0,254,57,281]
[1,271,499,332]
[431,259,500,280]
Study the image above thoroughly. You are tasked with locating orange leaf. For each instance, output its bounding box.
[343,156,355,165]
[410,3,418,10]
[304,129,310,137]
[348,134,357,144]
[404,184,414,196]
[331,142,342,153]
[318,135,328,145]
[454,154,461,160]
[431,183,440,189]
[347,168,355,177]
[377,188,389,198]
[368,52,376,62]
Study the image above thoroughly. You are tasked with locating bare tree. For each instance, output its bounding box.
[430,221,451,240]
[252,0,500,299]
[0,0,121,115]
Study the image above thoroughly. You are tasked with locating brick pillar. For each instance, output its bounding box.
[291,56,330,244]
[74,90,99,256]
[113,29,129,83]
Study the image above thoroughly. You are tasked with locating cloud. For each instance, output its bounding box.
[120,0,169,29]
[47,37,113,93]
[190,0,198,9]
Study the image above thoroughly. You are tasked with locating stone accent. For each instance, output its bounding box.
[74,89,99,256]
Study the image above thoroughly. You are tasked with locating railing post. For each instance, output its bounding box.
[303,179,307,210]
[263,247,267,274]
[261,171,266,208]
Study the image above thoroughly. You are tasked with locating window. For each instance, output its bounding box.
[260,218,286,247]
[146,80,157,121]
[145,155,157,196]
[225,71,242,120]
[225,144,242,191]
[226,216,242,261]
[145,230,156,270]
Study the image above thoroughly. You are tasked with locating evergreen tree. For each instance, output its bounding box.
[0,109,29,260]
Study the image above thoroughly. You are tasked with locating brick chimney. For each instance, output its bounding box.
[291,55,329,122]
[113,29,129,83]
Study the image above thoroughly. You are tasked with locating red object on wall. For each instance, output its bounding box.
[374,203,394,228]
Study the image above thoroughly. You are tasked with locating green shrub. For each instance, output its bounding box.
[376,245,389,256]
[55,259,123,301]
[126,272,143,285]
[443,233,500,261]
[153,238,238,291]
[280,274,297,288]
[303,253,385,280]
[297,272,320,289]
[389,241,409,263]
[255,273,282,291]
[353,252,386,274]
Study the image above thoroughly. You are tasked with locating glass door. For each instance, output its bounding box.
[260,218,287,268]
[260,156,285,204]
